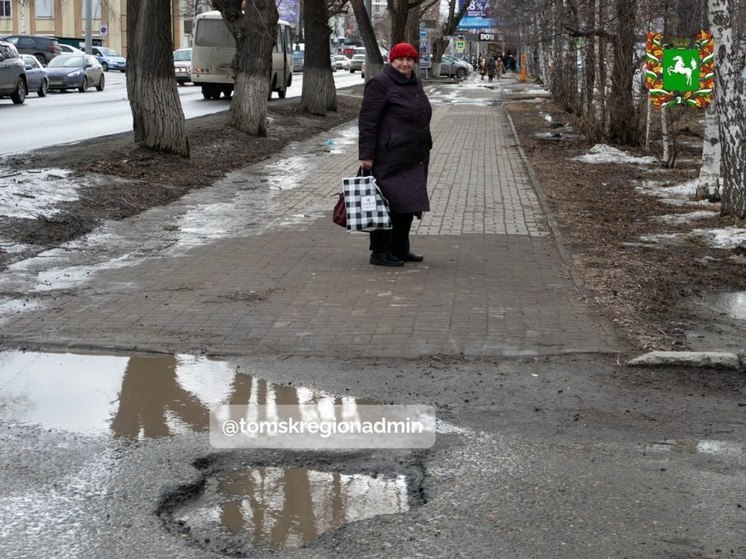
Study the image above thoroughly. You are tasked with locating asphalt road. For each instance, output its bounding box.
[0,70,364,156]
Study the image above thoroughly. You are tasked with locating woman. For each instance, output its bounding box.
[358,42,433,267]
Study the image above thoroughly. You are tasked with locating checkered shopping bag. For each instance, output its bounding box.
[341,170,392,232]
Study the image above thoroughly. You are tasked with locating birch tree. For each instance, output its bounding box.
[127,0,190,157]
[213,0,279,136]
[697,99,721,199]
[708,0,745,217]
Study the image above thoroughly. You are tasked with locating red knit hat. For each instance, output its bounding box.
[388,42,418,61]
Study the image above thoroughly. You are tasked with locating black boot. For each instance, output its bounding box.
[370,252,404,266]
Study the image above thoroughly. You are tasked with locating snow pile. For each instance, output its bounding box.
[572,144,657,165]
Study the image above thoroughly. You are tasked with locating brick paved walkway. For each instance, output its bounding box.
[0,78,618,358]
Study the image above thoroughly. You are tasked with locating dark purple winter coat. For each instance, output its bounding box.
[358,64,433,214]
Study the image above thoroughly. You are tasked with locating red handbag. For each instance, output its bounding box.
[332,193,346,227]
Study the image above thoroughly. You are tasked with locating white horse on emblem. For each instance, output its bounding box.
[667,55,698,86]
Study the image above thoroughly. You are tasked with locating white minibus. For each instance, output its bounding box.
[191,11,293,100]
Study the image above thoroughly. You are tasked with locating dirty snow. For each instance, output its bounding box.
[574,150,746,251]
[0,168,79,219]
[690,227,746,249]
[573,144,658,165]
[652,210,719,224]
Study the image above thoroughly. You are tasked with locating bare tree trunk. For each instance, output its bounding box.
[697,98,721,199]
[708,0,746,217]
[214,0,278,136]
[127,0,189,157]
[584,0,597,116]
[302,0,335,115]
[388,0,408,43]
[350,0,384,80]
[608,0,639,145]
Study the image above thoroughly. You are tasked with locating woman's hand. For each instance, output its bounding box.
[359,159,374,170]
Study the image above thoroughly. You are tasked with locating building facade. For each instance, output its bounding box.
[0,0,189,56]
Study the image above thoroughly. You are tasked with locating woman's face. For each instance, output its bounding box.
[391,56,415,77]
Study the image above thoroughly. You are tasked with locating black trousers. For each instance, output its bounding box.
[369,213,414,256]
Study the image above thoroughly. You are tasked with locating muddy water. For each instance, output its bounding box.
[700,291,746,320]
[0,351,364,438]
[177,466,410,550]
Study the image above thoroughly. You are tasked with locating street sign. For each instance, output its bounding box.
[455,40,466,52]
[100,24,108,35]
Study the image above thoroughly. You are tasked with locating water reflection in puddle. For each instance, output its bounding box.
[699,291,746,320]
[177,466,409,550]
[0,351,366,438]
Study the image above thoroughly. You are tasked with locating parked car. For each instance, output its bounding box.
[173,48,192,85]
[349,54,365,73]
[440,54,470,79]
[0,40,27,104]
[90,46,126,72]
[292,50,304,72]
[331,54,350,71]
[21,54,49,97]
[2,34,61,65]
[452,56,474,72]
[46,54,105,92]
[58,43,85,55]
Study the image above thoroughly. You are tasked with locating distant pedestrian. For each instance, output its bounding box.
[486,56,497,82]
[479,55,486,80]
[358,42,433,267]
[496,57,505,77]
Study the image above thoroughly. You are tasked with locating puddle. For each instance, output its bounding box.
[698,291,746,320]
[645,439,743,457]
[0,351,366,438]
[175,467,409,550]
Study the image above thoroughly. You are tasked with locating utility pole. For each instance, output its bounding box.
[84,0,92,53]
[364,0,372,80]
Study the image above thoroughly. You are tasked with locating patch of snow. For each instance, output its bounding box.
[652,210,719,224]
[690,227,746,249]
[572,144,657,165]
[635,179,720,207]
[639,233,686,246]
[0,168,79,219]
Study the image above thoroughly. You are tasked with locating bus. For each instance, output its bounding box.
[191,10,293,100]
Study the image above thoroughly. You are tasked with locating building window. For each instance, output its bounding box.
[80,0,101,19]
[35,0,54,18]
[0,0,11,18]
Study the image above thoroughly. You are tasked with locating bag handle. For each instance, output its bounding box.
[357,166,373,177]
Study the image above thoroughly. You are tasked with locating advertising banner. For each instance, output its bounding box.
[458,0,497,29]
[277,0,298,26]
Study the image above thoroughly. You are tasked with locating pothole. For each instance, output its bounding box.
[159,454,425,555]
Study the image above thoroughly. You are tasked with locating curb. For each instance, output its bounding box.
[627,350,746,370]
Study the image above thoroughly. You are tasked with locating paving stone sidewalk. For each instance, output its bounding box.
[1,79,618,358]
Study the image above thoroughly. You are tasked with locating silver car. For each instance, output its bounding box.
[440,55,470,79]
[349,54,365,73]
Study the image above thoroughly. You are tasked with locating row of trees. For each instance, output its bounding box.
[504,0,744,216]
[127,0,744,216]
